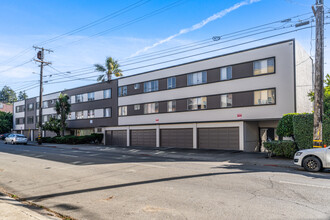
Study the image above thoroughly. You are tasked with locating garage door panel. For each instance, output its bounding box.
[198,127,239,150]
[161,129,193,148]
[131,130,156,147]
[106,130,127,146]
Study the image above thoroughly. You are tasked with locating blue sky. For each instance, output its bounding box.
[0,0,329,98]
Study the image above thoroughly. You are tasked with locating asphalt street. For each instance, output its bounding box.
[0,141,329,220]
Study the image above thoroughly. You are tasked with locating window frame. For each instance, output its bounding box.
[167,100,176,112]
[253,58,275,76]
[76,94,84,103]
[167,77,176,89]
[103,89,112,99]
[104,108,111,117]
[253,89,276,105]
[118,106,127,116]
[220,94,233,108]
[118,86,128,97]
[187,97,207,110]
[88,92,95,101]
[144,102,159,114]
[220,66,232,81]
[187,71,207,86]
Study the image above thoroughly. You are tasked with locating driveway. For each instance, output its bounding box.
[0,141,329,219]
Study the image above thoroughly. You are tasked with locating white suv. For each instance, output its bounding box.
[294,146,330,172]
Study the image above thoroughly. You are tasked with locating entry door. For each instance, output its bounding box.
[260,128,268,152]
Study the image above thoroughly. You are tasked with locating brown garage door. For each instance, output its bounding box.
[198,127,239,150]
[131,129,156,147]
[105,130,127,146]
[161,129,193,148]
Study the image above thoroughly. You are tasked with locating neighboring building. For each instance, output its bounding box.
[13,39,313,151]
[0,102,13,113]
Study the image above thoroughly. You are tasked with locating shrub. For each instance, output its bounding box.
[263,141,297,158]
[276,113,299,138]
[91,133,103,144]
[39,134,104,145]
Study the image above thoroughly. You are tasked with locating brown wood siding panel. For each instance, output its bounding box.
[232,62,253,79]
[198,127,239,150]
[176,75,187,88]
[159,78,167,91]
[160,129,193,148]
[127,84,143,95]
[131,129,156,147]
[175,99,187,112]
[159,101,167,113]
[207,95,220,109]
[127,104,144,116]
[67,118,114,128]
[106,130,127,146]
[207,68,220,83]
[232,91,254,107]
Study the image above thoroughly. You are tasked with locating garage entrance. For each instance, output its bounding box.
[105,130,127,146]
[198,127,239,150]
[131,129,156,147]
[160,129,193,148]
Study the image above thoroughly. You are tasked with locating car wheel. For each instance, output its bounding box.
[303,156,322,172]
[11,141,15,145]
[4,141,7,144]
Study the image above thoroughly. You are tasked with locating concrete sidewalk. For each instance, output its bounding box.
[0,193,60,220]
[29,141,296,169]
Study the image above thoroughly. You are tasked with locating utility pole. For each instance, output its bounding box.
[312,0,324,148]
[33,46,53,145]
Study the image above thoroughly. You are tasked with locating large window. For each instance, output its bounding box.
[15,105,25,113]
[187,97,207,110]
[187,71,207,86]
[134,104,140,111]
[88,92,95,101]
[254,89,275,105]
[253,58,275,75]
[104,108,111,117]
[167,101,176,112]
[103,89,112,99]
[27,116,34,124]
[118,106,127,116]
[167,77,176,89]
[76,111,84,119]
[144,80,159,93]
[76,94,83,103]
[134,83,140,90]
[87,110,95,118]
[43,101,49,108]
[144,103,159,114]
[118,86,127,97]
[220,94,233,108]
[220,66,232,81]
[28,103,34,111]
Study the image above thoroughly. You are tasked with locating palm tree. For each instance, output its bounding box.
[94,57,123,82]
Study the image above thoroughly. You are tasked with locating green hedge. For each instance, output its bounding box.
[263,141,297,158]
[37,133,104,145]
[292,114,330,150]
[276,113,299,138]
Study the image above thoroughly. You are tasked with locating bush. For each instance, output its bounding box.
[39,134,104,145]
[263,141,297,158]
[292,114,314,150]
[276,113,299,138]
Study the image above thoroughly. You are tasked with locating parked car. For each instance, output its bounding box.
[0,133,10,140]
[4,134,28,145]
[294,146,330,172]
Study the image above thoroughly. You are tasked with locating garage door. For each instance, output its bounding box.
[198,127,239,150]
[161,129,193,148]
[131,129,156,147]
[105,130,127,146]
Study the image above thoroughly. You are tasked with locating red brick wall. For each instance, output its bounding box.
[0,103,13,113]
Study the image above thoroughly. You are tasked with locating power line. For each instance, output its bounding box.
[0,59,33,74]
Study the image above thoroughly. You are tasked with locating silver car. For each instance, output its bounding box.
[294,146,330,172]
[4,134,28,145]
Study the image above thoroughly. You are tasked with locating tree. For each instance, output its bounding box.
[0,112,13,133]
[42,117,61,137]
[94,57,123,82]
[0,86,17,103]
[308,74,330,115]
[55,93,71,137]
[18,91,28,101]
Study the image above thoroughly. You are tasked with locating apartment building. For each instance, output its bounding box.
[13,39,313,151]
[0,102,13,113]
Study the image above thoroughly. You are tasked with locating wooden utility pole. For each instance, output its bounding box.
[312,0,324,148]
[33,46,53,145]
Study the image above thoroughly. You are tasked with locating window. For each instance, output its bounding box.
[167,101,176,112]
[144,103,159,114]
[68,112,72,120]
[103,89,112,99]
[28,103,34,111]
[27,116,34,124]
[76,94,84,103]
[144,80,159,93]
[15,105,24,113]
[88,110,95,118]
[88,92,95,101]
[118,106,127,116]
[36,102,39,109]
[43,115,49,123]
[220,94,233,108]
[76,111,84,119]
[104,108,111,117]
[43,101,48,108]
[187,97,207,110]
[134,104,140,110]
[118,86,127,97]
[220,66,232,80]
[254,89,275,105]
[167,77,176,89]
[253,58,275,75]
[15,118,24,125]
[134,83,140,90]
[187,71,207,86]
